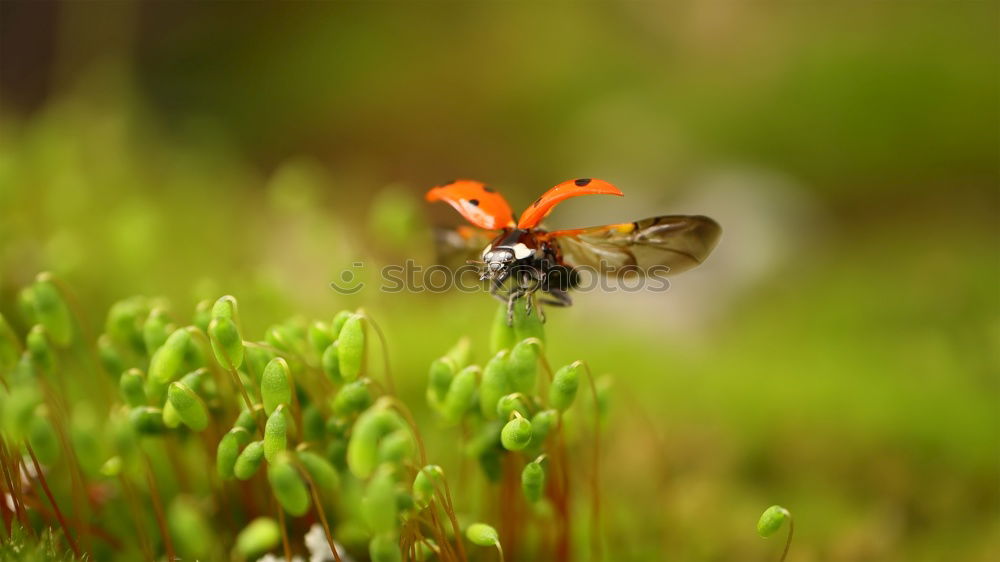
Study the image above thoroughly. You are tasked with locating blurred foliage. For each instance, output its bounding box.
[0,1,997,560]
[0,525,75,562]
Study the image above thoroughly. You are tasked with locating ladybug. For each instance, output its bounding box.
[427,178,721,322]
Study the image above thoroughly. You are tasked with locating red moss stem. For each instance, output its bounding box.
[25,444,80,557]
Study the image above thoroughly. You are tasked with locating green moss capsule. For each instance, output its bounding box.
[466,421,503,458]
[108,410,137,461]
[162,400,182,429]
[97,334,125,378]
[479,351,511,419]
[466,522,500,547]
[193,299,212,333]
[337,313,365,381]
[148,327,191,387]
[265,324,300,355]
[321,342,341,383]
[332,380,372,417]
[369,533,402,562]
[489,304,515,354]
[234,407,260,433]
[442,366,479,424]
[106,296,148,354]
[260,357,292,415]
[180,368,210,394]
[8,352,33,387]
[217,427,252,480]
[512,299,544,344]
[0,314,19,371]
[244,344,274,384]
[595,374,613,423]
[28,410,60,465]
[378,429,414,465]
[129,406,166,435]
[264,405,288,462]
[100,456,123,477]
[548,361,582,411]
[183,326,209,369]
[209,316,244,370]
[260,357,292,416]
[297,449,339,492]
[412,465,444,509]
[32,274,73,347]
[445,337,471,368]
[757,505,791,538]
[326,417,349,440]
[235,517,280,558]
[500,416,533,451]
[530,409,558,446]
[301,404,325,443]
[235,370,257,402]
[168,381,209,431]
[326,438,348,472]
[308,321,335,356]
[143,307,171,356]
[395,488,415,514]
[331,310,352,339]
[1,385,41,442]
[234,440,265,480]
[267,452,311,516]
[496,393,529,420]
[478,448,503,482]
[26,325,56,374]
[347,406,403,479]
[362,466,398,535]
[211,295,238,321]
[521,461,545,503]
[17,286,37,325]
[119,368,146,407]
[168,497,212,559]
[508,338,540,394]
[426,356,456,411]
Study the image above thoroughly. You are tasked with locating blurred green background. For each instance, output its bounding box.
[1,1,997,560]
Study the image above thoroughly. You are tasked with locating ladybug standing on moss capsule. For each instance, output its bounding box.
[427,178,721,323]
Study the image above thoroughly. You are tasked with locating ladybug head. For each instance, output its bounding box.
[479,245,515,282]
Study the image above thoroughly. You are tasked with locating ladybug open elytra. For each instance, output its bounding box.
[427,178,721,322]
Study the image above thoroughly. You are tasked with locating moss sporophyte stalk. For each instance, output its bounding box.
[0,272,784,561]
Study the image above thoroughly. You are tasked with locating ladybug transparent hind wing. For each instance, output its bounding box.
[546,215,721,277]
[432,226,494,270]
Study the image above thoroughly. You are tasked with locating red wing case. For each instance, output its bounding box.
[426,180,514,231]
[517,178,623,229]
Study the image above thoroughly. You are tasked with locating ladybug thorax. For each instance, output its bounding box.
[481,229,541,280]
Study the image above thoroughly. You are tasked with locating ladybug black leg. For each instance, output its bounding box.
[506,272,537,324]
[521,268,545,317]
[506,287,527,325]
[489,277,507,304]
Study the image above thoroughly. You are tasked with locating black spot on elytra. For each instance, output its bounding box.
[483,185,495,193]
[532,198,542,207]
[574,178,592,186]
[468,199,480,206]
